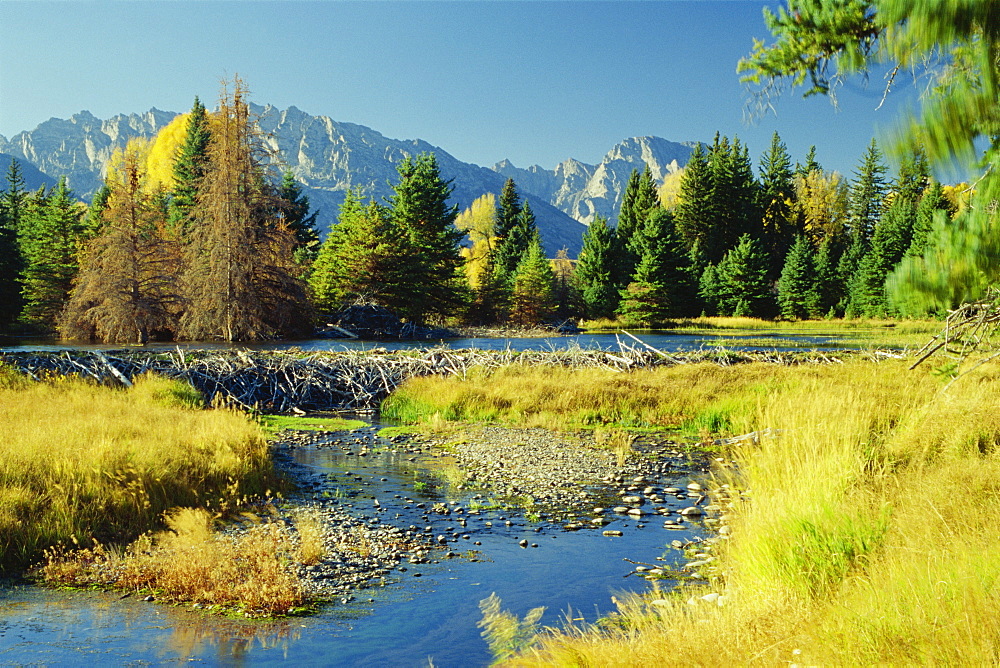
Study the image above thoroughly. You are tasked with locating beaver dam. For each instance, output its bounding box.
[0,340,901,413]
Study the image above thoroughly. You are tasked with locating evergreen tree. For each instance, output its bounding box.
[796,145,822,177]
[777,235,819,319]
[707,134,761,261]
[848,196,916,317]
[277,169,320,264]
[574,215,618,319]
[615,165,660,289]
[82,183,112,238]
[674,143,715,255]
[0,158,27,329]
[847,139,889,243]
[61,143,181,343]
[389,152,465,321]
[19,178,84,328]
[617,208,692,324]
[711,233,773,317]
[179,77,308,341]
[509,238,554,327]
[309,189,422,315]
[758,131,797,278]
[493,179,538,288]
[906,180,952,259]
[813,235,844,317]
[168,97,211,233]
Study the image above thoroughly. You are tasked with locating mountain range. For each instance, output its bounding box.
[0,106,696,256]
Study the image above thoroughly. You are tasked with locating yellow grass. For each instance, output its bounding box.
[0,369,275,572]
[381,362,796,434]
[503,359,1000,665]
[41,507,307,617]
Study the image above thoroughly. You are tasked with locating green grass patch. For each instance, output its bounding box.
[259,415,367,434]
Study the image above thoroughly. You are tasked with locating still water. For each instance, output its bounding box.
[1,329,850,354]
[0,422,708,666]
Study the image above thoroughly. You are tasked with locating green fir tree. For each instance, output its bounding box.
[777,235,819,319]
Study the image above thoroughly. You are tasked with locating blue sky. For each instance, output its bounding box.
[0,1,917,177]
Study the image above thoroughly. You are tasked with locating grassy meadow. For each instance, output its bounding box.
[383,355,1000,664]
[0,367,277,574]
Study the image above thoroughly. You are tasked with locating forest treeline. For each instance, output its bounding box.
[0,77,980,343]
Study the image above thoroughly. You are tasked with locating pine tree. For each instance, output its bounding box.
[796,145,822,177]
[813,235,844,316]
[493,179,538,288]
[906,180,952,258]
[848,196,916,317]
[179,77,309,341]
[617,209,691,324]
[389,152,465,321]
[61,143,181,343]
[19,178,84,328]
[168,97,211,233]
[758,131,796,278]
[0,158,27,329]
[674,143,715,255]
[712,234,773,317]
[277,170,320,264]
[847,139,888,242]
[574,216,618,319]
[710,135,761,251]
[309,190,422,315]
[615,165,660,289]
[777,235,819,319]
[509,239,554,327]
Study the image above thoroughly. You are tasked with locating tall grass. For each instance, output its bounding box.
[381,362,794,433]
[41,507,306,616]
[0,369,276,573]
[505,359,1000,665]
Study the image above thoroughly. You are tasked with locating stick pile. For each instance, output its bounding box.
[0,339,890,413]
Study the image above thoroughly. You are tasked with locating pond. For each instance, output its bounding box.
[0,420,714,666]
[1,329,857,355]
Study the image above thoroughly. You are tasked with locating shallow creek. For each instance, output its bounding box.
[0,420,713,666]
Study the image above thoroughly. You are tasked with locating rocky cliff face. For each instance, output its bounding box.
[0,107,695,257]
[0,109,176,197]
[493,136,696,225]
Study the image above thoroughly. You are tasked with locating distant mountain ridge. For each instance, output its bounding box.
[0,107,696,256]
[493,136,697,225]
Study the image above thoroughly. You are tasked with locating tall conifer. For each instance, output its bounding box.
[180,77,308,341]
[169,97,211,233]
[389,152,465,320]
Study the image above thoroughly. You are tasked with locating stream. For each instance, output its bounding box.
[0,419,711,666]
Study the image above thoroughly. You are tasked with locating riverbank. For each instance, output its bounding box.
[465,356,1000,664]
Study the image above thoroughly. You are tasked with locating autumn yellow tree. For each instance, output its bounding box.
[179,77,309,341]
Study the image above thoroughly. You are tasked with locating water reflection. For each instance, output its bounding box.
[2,330,851,354]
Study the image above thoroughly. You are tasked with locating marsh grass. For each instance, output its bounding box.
[293,509,326,566]
[505,359,1000,665]
[0,369,275,573]
[381,362,790,432]
[40,507,307,616]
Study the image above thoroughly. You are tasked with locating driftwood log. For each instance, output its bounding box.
[0,338,898,413]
